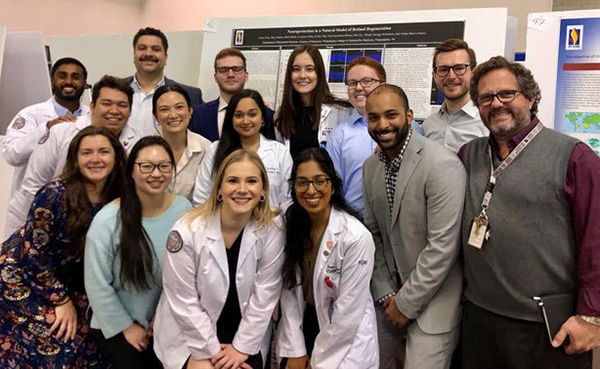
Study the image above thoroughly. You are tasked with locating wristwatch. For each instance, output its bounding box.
[580,315,600,326]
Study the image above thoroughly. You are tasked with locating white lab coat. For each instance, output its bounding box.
[277,104,352,150]
[4,115,139,236]
[192,135,293,210]
[276,207,379,369]
[153,212,285,369]
[2,98,90,232]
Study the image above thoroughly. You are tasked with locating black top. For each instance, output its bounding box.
[216,229,244,344]
[215,229,263,369]
[290,106,318,158]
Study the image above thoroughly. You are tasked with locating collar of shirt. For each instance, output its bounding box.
[186,130,208,155]
[52,96,84,117]
[218,96,228,112]
[489,116,540,156]
[438,99,479,118]
[348,109,365,126]
[131,74,166,95]
[378,128,413,169]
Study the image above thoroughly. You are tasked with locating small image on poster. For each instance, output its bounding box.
[555,18,600,155]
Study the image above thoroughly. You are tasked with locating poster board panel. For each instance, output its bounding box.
[0,32,51,134]
[526,10,600,154]
[199,8,511,119]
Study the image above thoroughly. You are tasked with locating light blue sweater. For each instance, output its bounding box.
[84,196,192,338]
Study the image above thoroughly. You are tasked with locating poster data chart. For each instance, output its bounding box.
[231,21,464,119]
[555,18,600,155]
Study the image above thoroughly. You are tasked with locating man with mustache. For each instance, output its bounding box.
[459,56,600,368]
[2,57,90,235]
[189,48,275,141]
[4,75,140,236]
[422,39,488,153]
[123,27,203,137]
[363,84,466,368]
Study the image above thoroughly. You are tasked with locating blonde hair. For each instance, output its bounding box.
[183,149,274,226]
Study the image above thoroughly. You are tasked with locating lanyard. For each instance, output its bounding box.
[479,122,543,213]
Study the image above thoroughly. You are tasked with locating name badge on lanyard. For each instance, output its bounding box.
[468,122,543,249]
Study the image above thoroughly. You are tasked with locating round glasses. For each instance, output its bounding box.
[433,64,471,77]
[476,90,522,106]
[346,77,380,90]
[293,177,331,192]
[135,162,174,174]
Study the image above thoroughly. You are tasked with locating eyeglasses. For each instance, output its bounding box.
[346,77,380,89]
[293,177,331,192]
[135,162,174,174]
[476,90,522,106]
[433,64,471,77]
[215,66,245,74]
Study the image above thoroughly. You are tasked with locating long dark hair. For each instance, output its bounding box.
[119,136,176,291]
[282,148,359,289]
[60,126,127,256]
[212,89,269,175]
[275,45,351,139]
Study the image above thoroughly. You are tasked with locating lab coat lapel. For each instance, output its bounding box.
[313,208,343,292]
[205,212,228,279]
[390,135,423,227]
[237,218,258,270]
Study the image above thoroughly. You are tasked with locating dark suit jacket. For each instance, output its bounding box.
[188,97,276,142]
[122,76,203,107]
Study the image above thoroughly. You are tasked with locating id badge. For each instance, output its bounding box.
[468,216,488,249]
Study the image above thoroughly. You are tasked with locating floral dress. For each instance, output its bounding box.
[0,181,106,368]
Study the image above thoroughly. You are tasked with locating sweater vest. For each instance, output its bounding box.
[461,127,578,322]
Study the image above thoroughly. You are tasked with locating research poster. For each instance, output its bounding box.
[554,18,600,155]
[232,21,464,120]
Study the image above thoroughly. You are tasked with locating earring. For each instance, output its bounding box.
[261,121,265,127]
[259,194,266,203]
[217,194,223,202]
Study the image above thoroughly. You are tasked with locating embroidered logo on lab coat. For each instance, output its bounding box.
[166,230,183,253]
[12,117,25,130]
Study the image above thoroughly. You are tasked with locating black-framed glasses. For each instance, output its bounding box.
[215,66,245,74]
[433,64,471,77]
[293,177,331,192]
[135,162,174,174]
[346,77,380,89]
[476,90,522,106]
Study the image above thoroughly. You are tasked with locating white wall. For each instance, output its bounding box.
[50,30,204,97]
[0,0,552,51]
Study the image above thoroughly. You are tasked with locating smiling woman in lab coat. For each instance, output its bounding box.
[277,148,378,369]
[154,149,284,369]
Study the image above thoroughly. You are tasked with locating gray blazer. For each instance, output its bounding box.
[363,132,466,334]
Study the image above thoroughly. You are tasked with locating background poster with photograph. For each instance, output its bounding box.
[554,17,600,155]
[233,21,464,120]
